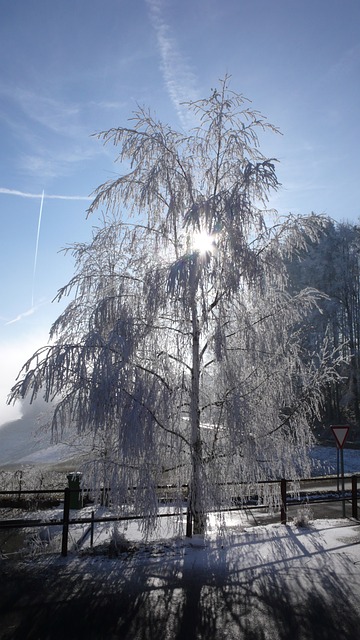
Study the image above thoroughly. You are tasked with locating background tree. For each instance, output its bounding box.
[286,219,360,432]
[9,78,341,534]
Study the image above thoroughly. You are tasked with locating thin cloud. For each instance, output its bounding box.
[1,86,83,139]
[4,299,51,326]
[5,306,37,326]
[0,84,101,179]
[145,0,198,127]
[0,188,92,201]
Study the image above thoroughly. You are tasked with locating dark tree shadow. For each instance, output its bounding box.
[1,525,360,639]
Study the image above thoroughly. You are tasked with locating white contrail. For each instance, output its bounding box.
[5,306,36,326]
[145,0,198,127]
[31,190,44,308]
[0,187,92,201]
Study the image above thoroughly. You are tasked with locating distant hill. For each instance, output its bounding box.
[0,414,53,465]
[0,408,92,467]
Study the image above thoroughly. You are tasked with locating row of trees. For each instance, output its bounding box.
[8,78,354,533]
[286,220,360,433]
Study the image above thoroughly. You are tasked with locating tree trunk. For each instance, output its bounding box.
[189,266,205,535]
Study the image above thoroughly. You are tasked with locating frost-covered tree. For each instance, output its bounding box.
[9,78,341,534]
[286,219,360,429]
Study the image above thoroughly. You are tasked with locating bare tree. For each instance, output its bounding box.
[9,77,341,534]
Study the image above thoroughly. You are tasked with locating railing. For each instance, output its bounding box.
[1,474,359,557]
[279,475,360,523]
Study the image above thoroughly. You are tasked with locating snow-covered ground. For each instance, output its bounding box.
[310,445,360,476]
[2,516,360,639]
[2,461,360,638]
[3,420,360,636]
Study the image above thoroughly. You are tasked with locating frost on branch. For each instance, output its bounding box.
[8,77,342,535]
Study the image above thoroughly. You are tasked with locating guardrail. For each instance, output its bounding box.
[1,475,360,557]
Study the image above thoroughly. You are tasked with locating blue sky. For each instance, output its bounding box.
[0,0,359,425]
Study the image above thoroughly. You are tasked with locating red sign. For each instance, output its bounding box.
[330,425,350,449]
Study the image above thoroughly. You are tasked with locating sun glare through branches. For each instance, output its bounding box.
[192,230,214,255]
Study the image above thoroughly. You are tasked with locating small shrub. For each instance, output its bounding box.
[293,504,313,528]
[108,525,130,557]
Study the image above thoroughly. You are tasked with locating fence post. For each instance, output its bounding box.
[90,510,95,548]
[280,478,287,525]
[61,487,70,557]
[186,506,193,537]
[352,475,358,520]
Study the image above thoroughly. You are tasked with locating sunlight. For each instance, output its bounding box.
[192,230,214,254]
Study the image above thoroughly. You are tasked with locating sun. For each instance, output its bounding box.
[192,230,214,255]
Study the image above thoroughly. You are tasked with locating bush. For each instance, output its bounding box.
[293,504,313,528]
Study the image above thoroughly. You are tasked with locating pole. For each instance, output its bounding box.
[186,504,193,537]
[341,447,345,518]
[352,475,358,520]
[61,487,70,557]
[280,478,287,525]
[337,447,340,492]
[90,510,95,548]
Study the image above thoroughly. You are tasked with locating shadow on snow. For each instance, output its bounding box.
[1,525,360,639]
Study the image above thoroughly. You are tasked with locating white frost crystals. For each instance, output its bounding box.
[9,76,343,535]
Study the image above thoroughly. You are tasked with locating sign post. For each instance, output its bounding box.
[330,425,350,517]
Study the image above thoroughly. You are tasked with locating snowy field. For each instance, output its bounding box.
[16,442,360,473]
[1,407,360,476]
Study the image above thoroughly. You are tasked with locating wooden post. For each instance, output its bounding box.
[61,487,70,557]
[352,475,358,520]
[280,478,287,525]
[186,506,193,537]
